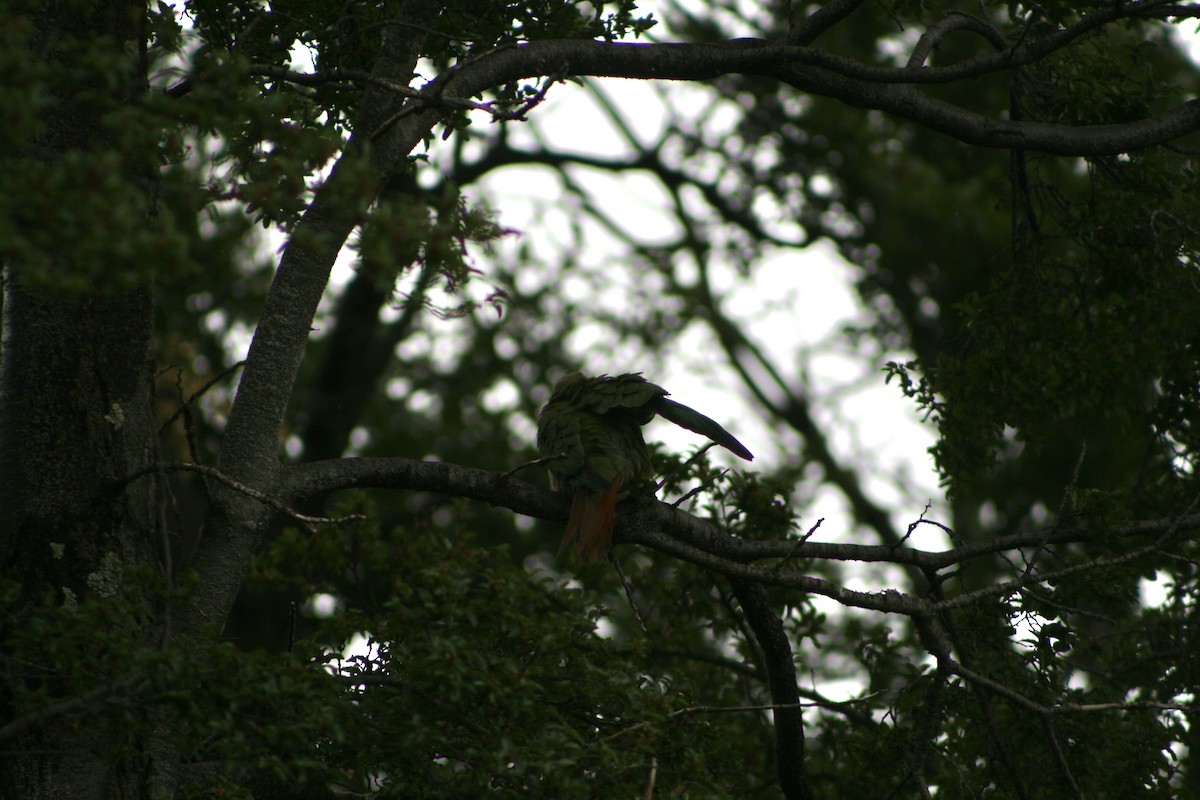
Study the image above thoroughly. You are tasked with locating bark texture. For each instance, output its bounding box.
[0,1,160,797]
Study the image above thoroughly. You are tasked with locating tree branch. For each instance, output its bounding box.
[907,11,1008,68]
[789,0,866,46]
[116,462,366,532]
[432,36,1200,155]
[283,456,1200,587]
[728,577,811,800]
[179,0,447,638]
[281,456,932,614]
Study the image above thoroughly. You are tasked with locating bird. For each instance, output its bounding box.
[536,372,753,562]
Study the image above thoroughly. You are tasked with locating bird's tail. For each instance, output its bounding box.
[560,478,620,562]
[654,398,754,461]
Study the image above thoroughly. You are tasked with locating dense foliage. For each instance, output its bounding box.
[3,0,1200,797]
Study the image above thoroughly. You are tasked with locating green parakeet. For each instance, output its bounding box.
[537,372,754,562]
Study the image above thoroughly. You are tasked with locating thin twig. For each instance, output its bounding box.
[1041,715,1084,799]
[158,360,247,434]
[610,553,649,634]
[500,453,563,479]
[773,517,823,572]
[114,462,366,533]
[948,657,1198,717]
[642,757,658,800]
[603,699,821,742]
[935,494,1200,613]
[900,500,955,547]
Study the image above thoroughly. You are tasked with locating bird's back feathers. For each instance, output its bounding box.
[537,371,753,561]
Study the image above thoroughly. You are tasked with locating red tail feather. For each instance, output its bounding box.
[560,477,620,562]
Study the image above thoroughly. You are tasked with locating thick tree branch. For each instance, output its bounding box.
[282,456,891,605]
[282,456,1197,616]
[285,456,561,521]
[430,37,1200,156]
[181,0,447,638]
[728,577,811,800]
[284,457,1200,563]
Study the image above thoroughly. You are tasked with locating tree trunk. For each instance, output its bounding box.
[0,1,165,796]
[0,280,162,798]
